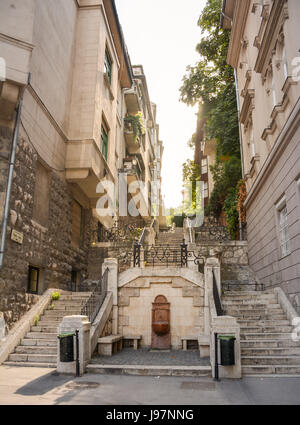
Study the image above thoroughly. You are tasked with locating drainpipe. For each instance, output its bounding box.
[0,73,30,270]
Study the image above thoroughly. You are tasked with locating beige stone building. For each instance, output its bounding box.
[0,0,165,330]
[222,0,300,311]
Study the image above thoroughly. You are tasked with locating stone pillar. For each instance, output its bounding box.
[187,243,198,271]
[199,257,221,358]
[210,316,241,379]
[57,315,91,376]
[102,258,118,334]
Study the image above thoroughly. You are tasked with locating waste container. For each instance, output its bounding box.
[218,335,236,366]
[58,332,74,363]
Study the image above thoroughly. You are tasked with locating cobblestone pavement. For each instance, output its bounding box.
[90,348,210,366]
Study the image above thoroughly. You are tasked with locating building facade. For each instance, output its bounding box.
[222,0,300,311]
[0,0,164,330]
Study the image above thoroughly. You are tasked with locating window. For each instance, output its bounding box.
[28,266,40,294]
[201,158,208,175]
[276,197,291,258]
[101,124,109,161]
[72,200,83,247]
[104,48,112,84]
[33,162,50,227]
[282,46,288,80]
[71,270,79,292]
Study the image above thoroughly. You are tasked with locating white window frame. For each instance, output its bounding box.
[275,196,291,258]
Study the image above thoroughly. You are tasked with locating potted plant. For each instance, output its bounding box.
[124,112,145,141]
[51,291,60,301]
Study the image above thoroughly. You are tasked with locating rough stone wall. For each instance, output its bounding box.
[0,127,11,233]
[189,241,259,290]
[0,128,95,330]
[88,242,134,280]
[190,241,249,265]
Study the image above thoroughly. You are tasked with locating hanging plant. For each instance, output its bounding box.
[237,179,247,224]
[124,112,145,141]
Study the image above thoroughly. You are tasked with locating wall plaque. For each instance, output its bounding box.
[11,229,24,244]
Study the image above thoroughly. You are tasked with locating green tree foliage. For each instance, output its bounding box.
[180,0,242,236]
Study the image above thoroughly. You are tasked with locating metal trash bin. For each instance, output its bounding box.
[218,335,236,366]
[58,332,75,363]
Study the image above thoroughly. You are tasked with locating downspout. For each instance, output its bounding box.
[0,73,30,270]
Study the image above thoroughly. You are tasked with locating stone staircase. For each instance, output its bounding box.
[3,292,91,368]
[156,228,185,245]
[223,290,300,375]
[144,228,184,268]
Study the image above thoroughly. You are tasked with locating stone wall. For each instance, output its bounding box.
[189,241,259,290]
[190,241,249,265]
[0,128,95,330]
[88,242,134,280]
[118,276,204,349]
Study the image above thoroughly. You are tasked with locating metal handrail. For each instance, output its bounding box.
[186,217,194,244]
[213,269,223,316]
[138,227,147,246]
[81,268,108,323]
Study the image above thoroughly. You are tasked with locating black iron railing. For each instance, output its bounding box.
[95,219,144,243]
[81,268,108,323]
[132,240,206,269]
[213,269,223,316]
[145,244,182,267]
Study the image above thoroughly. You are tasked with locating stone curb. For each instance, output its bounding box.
[86,364,212,377]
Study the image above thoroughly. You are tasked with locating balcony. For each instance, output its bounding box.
[65,139,114,204]
[125,87,141,114]
[120,155,145,182]
[124,116,145,155]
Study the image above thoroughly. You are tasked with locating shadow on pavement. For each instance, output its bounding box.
[15,371,73,396]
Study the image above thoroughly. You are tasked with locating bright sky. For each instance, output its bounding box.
[115,0,207,209]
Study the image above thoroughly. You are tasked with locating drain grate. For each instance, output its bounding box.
[181,382,216,391]
[65,381,100,390]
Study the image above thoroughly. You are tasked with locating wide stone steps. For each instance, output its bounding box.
[43,310,81,317]
[240,326,292,333]
[3,361,57,369]
[223,290,300,375]
[241,332,292,340]
[31,326,58,333]
[21,338,57,347]
[26,332,57,339]
[235,314,287,320]
[242,356,300,365]
[242,365,300,375]
[4,290,91,368]
[8,353,57,364]
[15,345,57,354]
[237,319,290,326]
[241,347,300,356]
[223,299,278,306]
[240,339,300,348]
